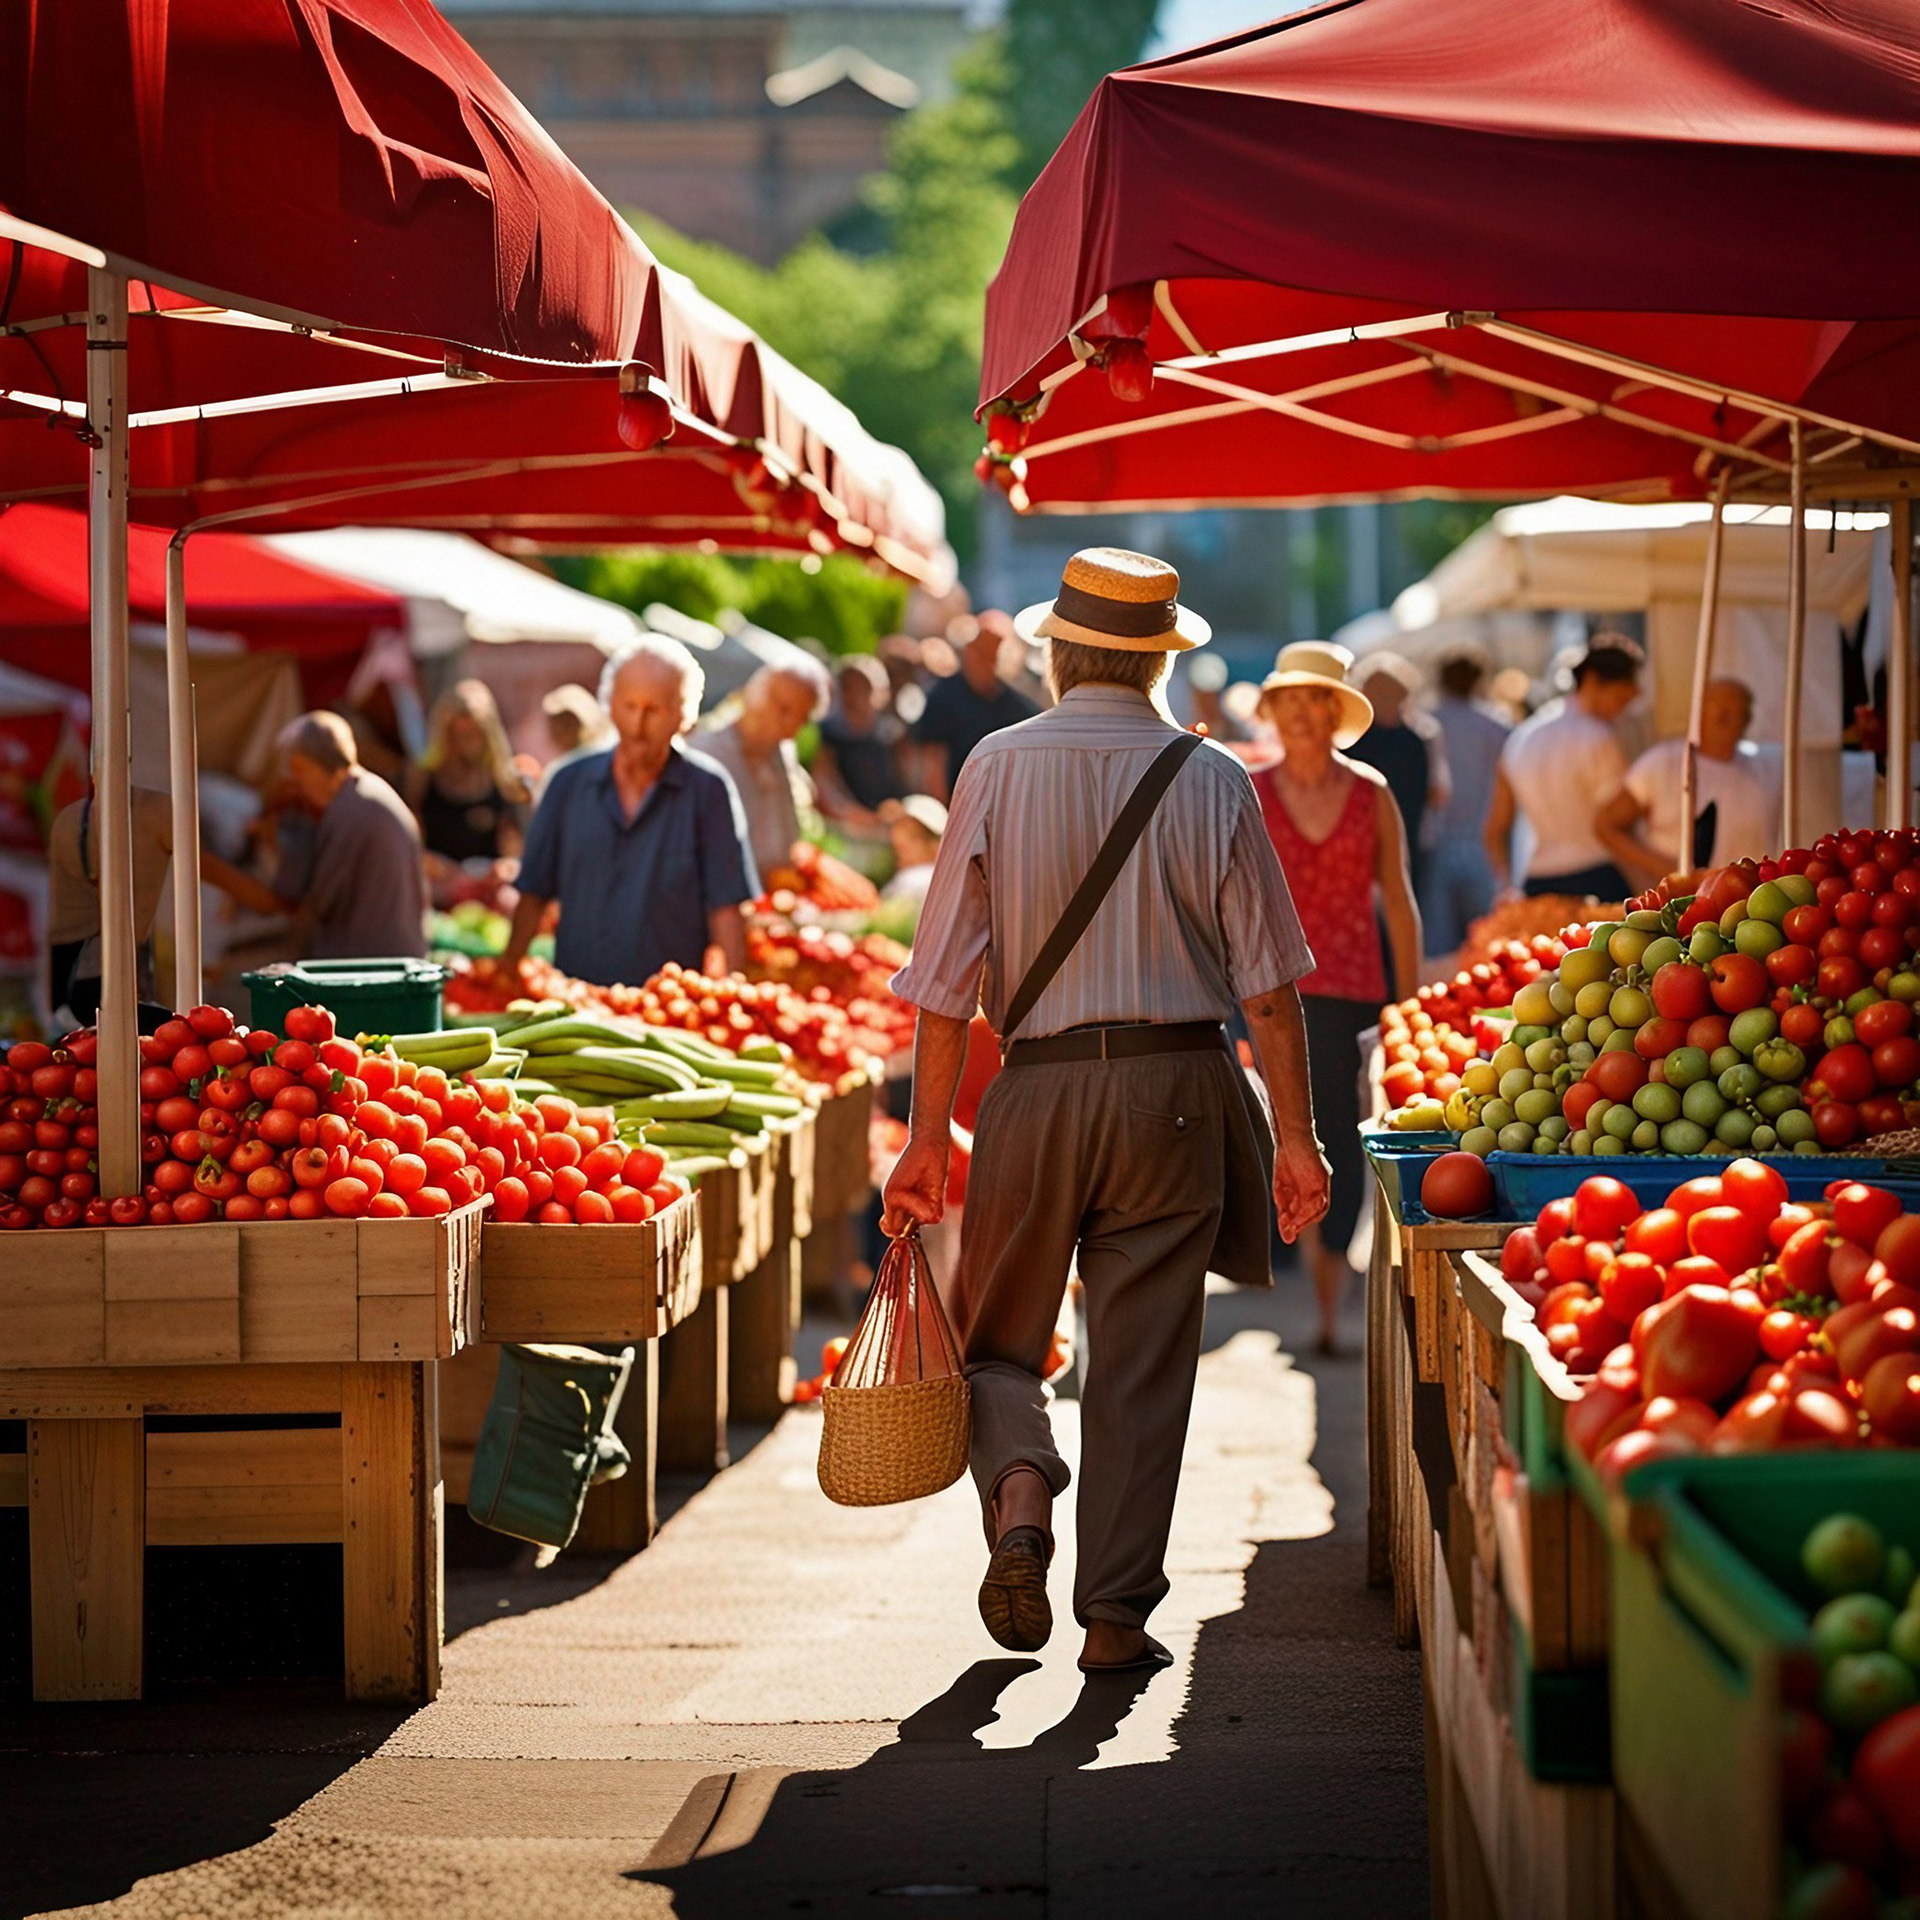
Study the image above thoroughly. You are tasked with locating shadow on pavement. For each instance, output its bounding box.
[0,1690,405,1920]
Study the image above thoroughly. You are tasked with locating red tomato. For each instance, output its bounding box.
[422,1139,467,1188]
[1588,1050,1648,1103]
[1819,956,1869,1002]
[347,1155,386,1197]
[1561,1081,1603,1134]
[1689,1206,1769,1275]
[536,1200,574,1225]
[580,1142,627,1191]
[524,1167,555,1207]
[317,1038,363,1075]
[1758,1308,1816,1361]
[608,1185,652,1224]
[1685,1014,1732,1054]
[366,1193,409,1219]
[537,1130,582,1172]
[551,1164,589,1207]
[287,1188,325,1219]
[383,1153,427,1196]
[1852,1705,1920,1861]
[152,1018,194,1054]
[1862,1352,1920,1444]
[355,1101,397,1140]
[492,1176,530,1223]
[289,1147,334,1189]
[171,1192,214,1224]
[1599,1251,1665,1325]
[1634,1016,1689,1060]
[645,1181,685,1212]
[1783,903,1832,944]
[1641,1286,1761,1402]
[1832,1183,1903,1248]
[139,1065,180,1101]
[1782,1002,1825,1048]
[1765,944,1818,989]
[1663,1253,1733,1300]
[1650,961,1712,1022]
[1813,1101,1862,1149]
[1535,1196,1577,1247]
[406,1186,453,1218]
[1719,1157,1788,1227]
[1777,1220,1836,1297]
[572,1189,614,1225]
[392,1113,429,1157]
[1667,1176,1726,1224]
[324,1177,371,1218]
[1544,1235,1591,1287]
[283,1004,335,1044]
[1708,952,1768,1013]
[1872,1035,1920,1087]
[1860,925,1906,971]
[1854,998,1914,1047]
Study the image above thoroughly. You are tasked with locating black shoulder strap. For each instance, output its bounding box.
[1001,731,1205,1042]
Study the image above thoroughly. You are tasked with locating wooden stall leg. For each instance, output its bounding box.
[729,1236,800,1425]
[573,1341,660,1553]
[1366,1189,1393,1589]
[28,1416,144,1701]
[341,1361,433,1704]
[657,1286,729,1474]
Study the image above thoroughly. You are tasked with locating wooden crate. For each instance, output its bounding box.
[0,1204,485,1369]
[809,1068,878,1222]
[698,1133,772,1293]
[1455,1250,1610,1677]
[2,1359,441,1705]
[728,1114,812,1425]
[477,1193,701,1344]
[1400,1215,1511,1386]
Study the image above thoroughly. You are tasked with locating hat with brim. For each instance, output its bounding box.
[1013,546,1211,654]
[1260,642,1374,749]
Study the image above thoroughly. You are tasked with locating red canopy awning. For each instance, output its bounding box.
[979,0,1920,511]
[0,502,403,701]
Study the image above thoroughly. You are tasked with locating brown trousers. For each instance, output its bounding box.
[956,1046,1247,1630]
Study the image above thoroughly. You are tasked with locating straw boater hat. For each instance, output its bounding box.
[1013,547,1211,653]
[1261,642,1374,749]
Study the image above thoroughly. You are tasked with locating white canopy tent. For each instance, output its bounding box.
[1345,499,1891,842]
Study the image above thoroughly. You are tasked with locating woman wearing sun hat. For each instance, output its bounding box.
[1254,642,1423,1355]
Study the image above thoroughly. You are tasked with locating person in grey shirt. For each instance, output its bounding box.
[274,711,429,960]
[1423,648,1511,954]
[695,648,832,883]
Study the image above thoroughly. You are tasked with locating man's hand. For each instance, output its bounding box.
[881,1128,950,1237]
[1273,1132,1332,1245]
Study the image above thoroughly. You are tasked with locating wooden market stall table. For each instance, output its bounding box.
[1364,1150,1617,1920]
[0,1204,484,1703]
[800,1062,881,1307]
[438,1107,813,1553]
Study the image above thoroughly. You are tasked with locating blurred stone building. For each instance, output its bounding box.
[442,0,997,261]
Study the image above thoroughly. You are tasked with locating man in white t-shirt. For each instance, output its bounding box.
[1485,637,1642,898]
[1596,677,1772,888]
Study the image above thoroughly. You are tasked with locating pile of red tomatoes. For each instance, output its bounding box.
[0,1002,687,1229]
[1494,1164,1920,1471]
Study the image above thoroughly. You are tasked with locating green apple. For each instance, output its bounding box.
[1603,1103,1639,1141]
[1715,1108,1756,1147]
[1539,1115,1570,1143]
[1710,1045,1745,1077]
[1776,1106,1818,1145]
[1593,1134,1627,1155]
[1601,1028,1639,1053]
[1846,986,1885,1018]
[1733,917,1785,959]
[1524,1036,1566,1072]
[1754,1039,1807,1084]
[1610,985,1653,1028]
[1664,1046,1712,1088]
[1559,1013,1588,1043]
[1728,1007,1779,1054]
[1498,1067,1533,1104]
[1681,1080,1728,1127]
[1661,1118,1710,1154]
[1514,1088,1560,1127]
[1460,1125,1499,1157]
[1633,1081,1683,1125]
[1749,1123,1778,1152]
[1640,936,1683,973]
[1776,873,1818,907]
[1688,924,1726,964]
[1586,1013,1616,1044]
[1574,979,1614,1019]
[1570,1129,1593,1154]
[1512,978,1558,1026]
[1631,1118,1662,1150]
[1719,1061,1764,1102]
[1491,1041,1526,1076]
[1745,880,1792,924]
[1888,970,1920,1003]
[1497,1122,1536,1153]
[1826,1015,1856,1051]
[1756,1082,1805,1119]
[1559,943,1614,992]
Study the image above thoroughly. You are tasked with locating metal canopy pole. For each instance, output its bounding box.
[1681,469,1731,868]
[1890,496,1915,832]
[1782,420,1809,847]
[87,267,139,1198]
[165,533,203,1008]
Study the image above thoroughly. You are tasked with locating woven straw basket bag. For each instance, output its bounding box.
[817,1227,971,1507]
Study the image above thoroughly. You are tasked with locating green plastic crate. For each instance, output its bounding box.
[1509,1613,1612,1782]
[1611,1453,1920,1920]
[244,957,446,1040]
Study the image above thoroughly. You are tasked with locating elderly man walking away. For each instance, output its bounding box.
[882,548,1331,1675]
[498,634,758,987]
[275,712,429,959]
[695,646,833,883]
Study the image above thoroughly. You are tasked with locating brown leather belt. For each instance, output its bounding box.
[1003,1019,1227,1068]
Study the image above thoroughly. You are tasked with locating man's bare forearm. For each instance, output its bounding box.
[1241,983,1318,1145]
[707,905,746,975]
[907,1008,969,1139]
[500,892,548,968]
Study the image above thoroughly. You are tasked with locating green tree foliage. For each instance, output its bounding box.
[558,550,905,657]
[1001,0,1162,187]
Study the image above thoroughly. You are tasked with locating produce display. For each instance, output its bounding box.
[1779,1512,1920,1917]
[444,953,890,1088]
[444,1005,804,1185]
[0,1002,690,1229]
[1439,835,1920,1158]
[759,841,881,915]
[743,921,917,1059]
[1478,1165,1920,1468]
[1378,930,1577,1121]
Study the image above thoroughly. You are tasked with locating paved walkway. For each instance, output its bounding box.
[3,1280,1427,1919]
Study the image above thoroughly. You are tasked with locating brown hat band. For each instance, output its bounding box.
[1050,580,1177,639]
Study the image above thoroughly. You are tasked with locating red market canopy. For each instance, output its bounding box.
[978,0,1920,512]
[0,502,403,700]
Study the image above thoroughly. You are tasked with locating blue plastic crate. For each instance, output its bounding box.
[1361,1127,1464,1223]
[1488,1150,1920,1220]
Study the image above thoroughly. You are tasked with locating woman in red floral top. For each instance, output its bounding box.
[1253,644,1423,1353]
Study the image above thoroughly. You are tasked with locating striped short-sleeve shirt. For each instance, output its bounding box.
[890,683,1315,1039]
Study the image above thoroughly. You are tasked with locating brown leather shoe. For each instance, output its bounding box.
[978,1526,1052,1652]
